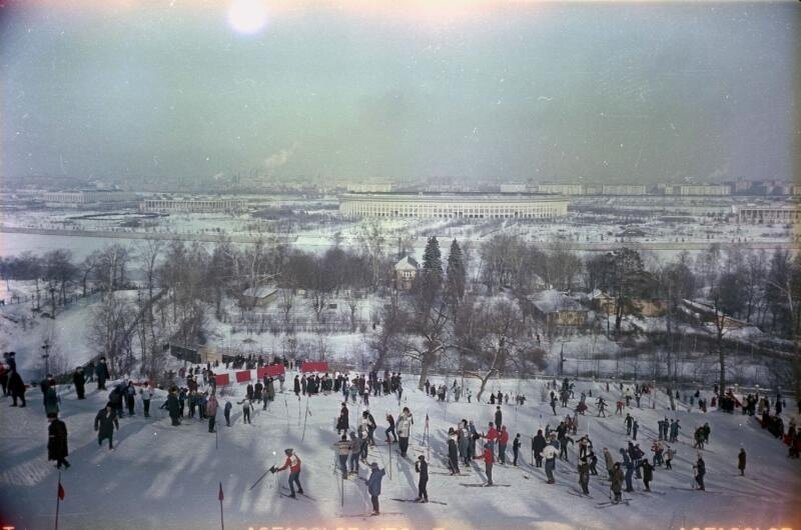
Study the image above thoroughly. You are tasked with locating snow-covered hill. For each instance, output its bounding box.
[1,372,799,530]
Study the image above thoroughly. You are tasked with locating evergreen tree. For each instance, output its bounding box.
[445,239,466,307]
[422,236,443,273]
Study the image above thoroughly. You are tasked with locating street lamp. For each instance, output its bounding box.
[41,339,51,378]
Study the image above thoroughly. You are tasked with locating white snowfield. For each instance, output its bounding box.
[0,374,799,530]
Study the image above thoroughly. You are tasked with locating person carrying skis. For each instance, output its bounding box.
[366,462,386,515]
[415,455,429,502]
[272,448,303,498]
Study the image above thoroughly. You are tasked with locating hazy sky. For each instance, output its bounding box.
[2,0,799,184]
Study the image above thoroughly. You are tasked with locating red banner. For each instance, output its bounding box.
[257,365,285,379]
[235,370,252,383]
[214,373,230,386]
[301,361,329,373]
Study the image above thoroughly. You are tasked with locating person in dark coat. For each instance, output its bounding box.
[72,367,86,399]
[577,456,590,494]
[8,370,26,407]
[640,460,654,491]
[166,387,180,426]
[47,412,70,469]
[336,403,349,435]
[44,383,59,415]
[610,463,624,503]
[294,375,301,397]
[94,403,119,450]
[447,428,460,474]
[532,429,546,467]
[415,455,429,502]
[96,357,109,390]
[494,407,503,432]
[512,433,521,466]
[224,401,232,427]
[694,455,706,491]
[737,448,746,476]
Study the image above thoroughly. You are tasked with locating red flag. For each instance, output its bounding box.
[218,482,224,501]
[58,481,65,500]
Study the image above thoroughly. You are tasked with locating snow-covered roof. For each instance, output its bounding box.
[394,255,419,270]
[531,289,584,313]
[242,285,278,298]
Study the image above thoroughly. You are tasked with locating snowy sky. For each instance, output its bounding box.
[1,0,799,183]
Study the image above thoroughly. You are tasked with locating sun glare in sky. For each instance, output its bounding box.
[227,0,268,34]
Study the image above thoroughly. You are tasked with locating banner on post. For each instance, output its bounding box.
[214,373,230,386]
[301,361,329,373]
[235,370,252,383]
[257,365,285,379]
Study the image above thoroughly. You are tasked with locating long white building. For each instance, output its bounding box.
[140,198,245,213]
[735,206,801,224]
[339,193,569,220]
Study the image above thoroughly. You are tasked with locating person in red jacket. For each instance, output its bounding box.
[473,442,494,486]
[498,426,510,464]
[272,448,304,497]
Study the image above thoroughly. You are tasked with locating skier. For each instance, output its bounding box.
[361,410,377,446]
[693,454,706,490]
[334,434,350,477]
[532,429,546,468]
[348,431,362,475]
[625,413,633,436]
[206,393,218,433]
[550,394,558,415]
[640,460,654,492]
[577,456,590,495]
[541,441,559,484]
[498,426,509,464]
[293,375,300,397]
[272,448,303,498]
[512,433,521,466]
[610,463,624,503]
[474,442,495,486]
[366,462,386,515]
[620,448,634,492]
[415,455,429,502]
[237,396,254,424]
[224,400,232,427]
[336,403,349,435]
[447,428,460,474]
[72,367,86,399]
[596,397,607,417]
[466,389,472,403]
[665,446,674,470]
[47,412,70,469]
[94,403,119,450]
[494,406,503,432]
[588,450,598,475]
[385,413,397,442]
[603,448,615,478]
[139,382,153,418]
[632,419,639,441]
[737,448,746,476]
[397,407,413,458]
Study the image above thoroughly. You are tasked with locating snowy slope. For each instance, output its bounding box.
[0,373,799,530]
